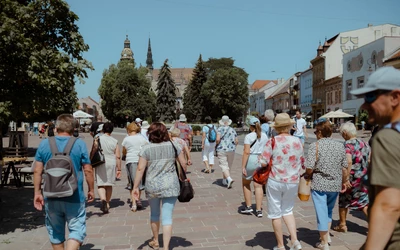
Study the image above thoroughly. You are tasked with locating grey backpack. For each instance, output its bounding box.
[43,137,78,198]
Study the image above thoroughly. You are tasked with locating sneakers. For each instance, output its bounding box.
[240,206,253,214]
[315,242,329,250]
[273,247,285,250]
[256,210,263,218]
[222,179,227,186]
[227,179,234,189]
[290,240,302,250]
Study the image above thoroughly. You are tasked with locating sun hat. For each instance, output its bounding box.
[135,118,142,123]
[141,121,150,129]
[350,66,400,96]
[179,114,187,122]
[219,115,232,126]
[97,124,104,132]
[271,113,295,128]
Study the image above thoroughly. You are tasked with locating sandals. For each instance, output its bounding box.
[100,200,109,214]
[148,238,159,250]
[333,224,348,232]
[136,200,143,210]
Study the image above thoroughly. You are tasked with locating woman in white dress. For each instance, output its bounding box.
[91,122,121,213]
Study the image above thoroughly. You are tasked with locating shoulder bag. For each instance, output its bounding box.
[91,137,105,167]
[298,142,318,201]
[253,137,275,185]
[170,141,194,202]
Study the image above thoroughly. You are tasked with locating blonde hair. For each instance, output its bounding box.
[127,122,140,134]
[274,124,292,134]
[170,128,181,137]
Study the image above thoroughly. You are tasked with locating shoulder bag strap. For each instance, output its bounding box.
[170,140,186,180]
[250,139,257,148]
[63,137,78,155]
[267,137,276,168]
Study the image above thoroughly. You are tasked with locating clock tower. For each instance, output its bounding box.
[120,35,134,61]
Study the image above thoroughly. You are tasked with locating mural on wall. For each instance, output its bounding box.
[341,37,359,53]
[348,52,364,73]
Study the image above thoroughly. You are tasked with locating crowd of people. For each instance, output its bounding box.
[32,66,400,250]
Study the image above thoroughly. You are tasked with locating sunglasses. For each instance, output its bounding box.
[314,131,319,135]
[364,90,391,104]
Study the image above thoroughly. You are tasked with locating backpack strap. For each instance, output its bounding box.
[63,137,78,155]
[48,137,60,156]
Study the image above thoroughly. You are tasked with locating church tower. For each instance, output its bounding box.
[146,37,154,70]
[120,35,134,61]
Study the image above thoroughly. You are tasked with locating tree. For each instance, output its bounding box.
[98,60,155,124]
[156,59,177,122]
[183,54,207,122]
[204,57,248,79]
[201,68,249,123]
[0,0,93,124]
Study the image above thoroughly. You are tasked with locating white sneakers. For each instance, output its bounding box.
[273,240,302,250]
[227,179,234,189]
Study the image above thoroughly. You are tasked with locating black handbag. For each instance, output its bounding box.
[91,137,105,167]
[170,141,194,203]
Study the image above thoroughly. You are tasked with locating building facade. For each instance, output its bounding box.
[311,44,326,121]
[249,80,277,114]
[299,67,313,115]
[325,75,342,113]
[342,36,400,118]
[78,97,104,121]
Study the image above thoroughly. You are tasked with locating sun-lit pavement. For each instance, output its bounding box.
[0,130,370,250]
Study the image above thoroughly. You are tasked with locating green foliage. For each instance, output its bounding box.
[192,125,201,131]
[201,68,249,123]
[204,57,248,79]
[0,0,93,124]
[250,111,259,117]
[98,60,155,124]
[358,109,369,122]
[183,54,207,122]
[156,59,177,122]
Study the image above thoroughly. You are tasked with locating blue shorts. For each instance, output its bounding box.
[45,200,86,244]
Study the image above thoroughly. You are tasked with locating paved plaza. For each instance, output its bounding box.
[0,130,370,250]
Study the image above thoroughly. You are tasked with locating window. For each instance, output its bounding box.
[346,80,352,100]
[357,76,365,88]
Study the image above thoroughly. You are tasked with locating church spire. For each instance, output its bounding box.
[146,37,154,70]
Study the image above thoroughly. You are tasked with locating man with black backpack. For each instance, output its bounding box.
[33,114,94,250]
[201,116,217,173]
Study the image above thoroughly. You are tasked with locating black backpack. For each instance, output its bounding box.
[43,137,78,198]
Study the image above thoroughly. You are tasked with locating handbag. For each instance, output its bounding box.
[171,141,194,202]
[298,142,318,201]
[253,137,275,185]
[91,137,105,167]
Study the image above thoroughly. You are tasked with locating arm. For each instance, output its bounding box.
[89,138,98,159]
[184,144,192,165]
[177,151,188,172]
[201,131,206,149]
[122,146,127,158]
[83,163,95,202]
[303,124,308,139]
[364,186,400,250]
[115,144,122,178]
[241,144,251,176]
[216,133,221,145]
[33,161,44,211]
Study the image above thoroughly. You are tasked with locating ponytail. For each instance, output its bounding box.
[255,122,261,139]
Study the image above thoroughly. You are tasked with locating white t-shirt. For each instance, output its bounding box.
[244,132,268,154]
[141,129,149,141]
[121,134,149,163]
[294,118,307,137]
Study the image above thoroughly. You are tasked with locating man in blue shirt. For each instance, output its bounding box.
[34,114,94,250]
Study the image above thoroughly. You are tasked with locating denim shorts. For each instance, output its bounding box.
[45,200,86,244]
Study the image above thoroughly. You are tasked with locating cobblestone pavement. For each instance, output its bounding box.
[0,131,369,250]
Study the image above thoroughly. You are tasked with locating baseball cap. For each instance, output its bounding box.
[350,67,400,96]
[135,118,142,123]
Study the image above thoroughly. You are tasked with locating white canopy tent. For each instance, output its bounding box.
[322,109,353,119]
[73,110,93,119]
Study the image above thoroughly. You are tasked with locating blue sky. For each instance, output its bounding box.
[68,0,400,102]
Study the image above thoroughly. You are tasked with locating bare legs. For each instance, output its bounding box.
[271,214,299,248]
[51,239,80,250]
[98,186,113,210]
[242,179,263,210]
[203,160,210,173]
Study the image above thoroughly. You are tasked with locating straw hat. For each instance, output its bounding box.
[271,113,295,128]
[219,115,232,126]
[141,121,150,129]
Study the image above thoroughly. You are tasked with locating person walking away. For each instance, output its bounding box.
[135,117,143,127]
[216,115,238,188]
[202,116,217,173]
[305,119,348,250]
[90,117,103,138]
[173,114,193,150]
[350,66,400,250]
[141,121,150,141]
[241,116,268,217]
[33,114,94,250]
[334,122,370,233]
[259,113,304,250]
[133,122,187,250]
[91,122,121,213]
[33,121,39,136]
[47,121,55,137]
[170,128,192,166]
[122,123,148,212]
[292,110,308,147]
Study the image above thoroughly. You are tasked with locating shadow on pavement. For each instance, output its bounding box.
[0,187,45,235]
[332,218,368,236]
[80,243,102,250]
[136,235,192,249]
[245,231,284,249]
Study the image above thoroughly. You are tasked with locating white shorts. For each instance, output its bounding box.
[267,178,299,219]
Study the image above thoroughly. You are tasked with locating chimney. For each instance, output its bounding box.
[368,23,373,27]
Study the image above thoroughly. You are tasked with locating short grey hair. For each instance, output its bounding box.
[264,109,275,122]
[340,122,357,137]
[56,114,75,134]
